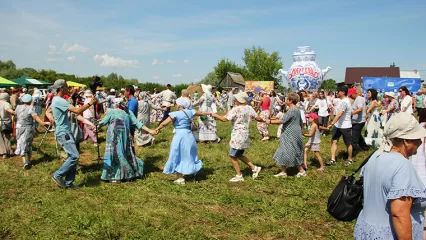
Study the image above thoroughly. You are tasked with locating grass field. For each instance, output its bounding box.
[0,114,374,239]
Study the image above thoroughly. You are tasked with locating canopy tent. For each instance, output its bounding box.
[13,76,51,87]
[66,81,86,87]
[0,77,19,87]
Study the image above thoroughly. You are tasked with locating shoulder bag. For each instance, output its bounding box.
[181,110,198,132]
[327,152,375,222]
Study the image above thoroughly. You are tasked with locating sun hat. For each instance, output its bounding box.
[378,112,426,154]
[22,94,32,103]
[275,105,281,111]
[84,90,92,97]
[234,91,248,104]
[384,92,395,98]
[347,88,357,97]
[306,113,319,119]
[201,84,213,94]
[110,88,116,92]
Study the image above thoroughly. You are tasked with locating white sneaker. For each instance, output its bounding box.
[296,171,307,178]
[252,166,262,179]
[173,178,185,185]
[274,172,287,178]
[216,137,221,143]
[229,175,244,182]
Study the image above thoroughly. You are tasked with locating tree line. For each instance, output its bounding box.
[0,59,189,95]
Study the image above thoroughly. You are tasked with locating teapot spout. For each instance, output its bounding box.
[322,66,332,76]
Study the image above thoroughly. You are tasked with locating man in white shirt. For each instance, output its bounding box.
[312,91,330,134]
[399,86,413,115]
[160,84,177,123]
[327,86,353,166]
[227,88,236,112]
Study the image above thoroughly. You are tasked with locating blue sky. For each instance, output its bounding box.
[0,0,425,85]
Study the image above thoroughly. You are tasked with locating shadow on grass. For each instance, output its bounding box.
[191,167,215,181]
[32,152,57,166]
[143,155,164,174]
[78,163,103,187]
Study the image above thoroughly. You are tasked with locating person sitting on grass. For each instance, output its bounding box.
[14,94,50,169]
[211,91,263,182]
[302,113,327,171]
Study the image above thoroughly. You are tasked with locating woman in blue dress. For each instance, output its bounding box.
[155,96,211,185]
[98,98,158,183]
[354,112,426,239]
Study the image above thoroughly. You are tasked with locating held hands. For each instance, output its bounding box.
[149,129,159,135]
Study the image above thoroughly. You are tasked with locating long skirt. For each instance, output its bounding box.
[257,110,270,137]
[101,125,144,181]
[163,129,202,175]
[196,116,219,142]
[135,128,154,146]
[14,127,33,156]
[0,132,12,155]
[364,110,383,148]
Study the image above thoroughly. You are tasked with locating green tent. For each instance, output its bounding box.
[13,76,52,87]
[0,77,19,87]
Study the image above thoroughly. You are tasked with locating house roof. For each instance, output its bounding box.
[227,72,245,85]
[400,70,421,79]
[344,67,400,84]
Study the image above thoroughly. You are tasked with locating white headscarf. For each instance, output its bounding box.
[139,92,149,102]
[176,97,192,109]
[112,98,124,107]
[378,112,426,155]
[201,84,213,99]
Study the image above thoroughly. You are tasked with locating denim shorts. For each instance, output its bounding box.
[229,148,245,157]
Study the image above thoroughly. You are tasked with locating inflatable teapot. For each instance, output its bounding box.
[278,46,331,91]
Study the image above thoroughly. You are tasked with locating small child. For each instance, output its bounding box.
[274,106,284,138]
[302,113,326,171]
[212,91,264,182]
[15,94,49,169]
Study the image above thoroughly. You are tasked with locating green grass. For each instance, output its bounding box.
[0,114,374,239]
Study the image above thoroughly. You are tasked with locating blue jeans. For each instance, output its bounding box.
[54,134,80,186]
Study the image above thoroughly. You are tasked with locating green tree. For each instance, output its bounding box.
[320,79,337,91]
[242,46,283,87]
[200,71,219,85]
[214,58,244,81]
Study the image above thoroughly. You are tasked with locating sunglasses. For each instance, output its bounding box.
[398,90,402,92]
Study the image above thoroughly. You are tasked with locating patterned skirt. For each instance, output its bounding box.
[257,110,270,136]
[14,127,33,156]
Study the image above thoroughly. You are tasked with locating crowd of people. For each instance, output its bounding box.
[1,79,426,237]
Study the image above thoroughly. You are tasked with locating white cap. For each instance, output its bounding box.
[110,88,116,92]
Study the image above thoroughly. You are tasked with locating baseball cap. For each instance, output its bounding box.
[305,113,318,120]
[52,79,67,89]
[348,88,357,97]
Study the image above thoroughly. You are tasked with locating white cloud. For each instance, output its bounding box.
[172,73,182,78]
[152,59,163,65]
[183,60,190,64]
[93,54,139,68]
[67,56,76,62]
[62,43,90,53]
[152,76,160,79]
[46,58,63,62]
[48,45,57,54]
[167,60,176,64]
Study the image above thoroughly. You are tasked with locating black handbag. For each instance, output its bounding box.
[327,152,375,222]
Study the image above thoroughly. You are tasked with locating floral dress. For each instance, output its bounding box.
[225,105,258,150]
[365,100,382,148]
[150,94,164,122]
[195,93,223,142]
[98,109,144,181]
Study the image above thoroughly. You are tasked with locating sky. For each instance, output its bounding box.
[0,0,425,85]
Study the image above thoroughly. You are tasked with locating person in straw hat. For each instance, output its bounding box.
[14,94,50,169]
[211,91,263,182]
[354,112,426,239]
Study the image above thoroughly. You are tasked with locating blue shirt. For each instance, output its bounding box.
[50,96,72,136]
[126,96,138,118]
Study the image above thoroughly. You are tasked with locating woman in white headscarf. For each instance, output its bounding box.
[0,93,15,158]
[354,112,426,239]
[97,98,158,182]
[155,96,211,185]
[194,84,223,143]
[135,92,165,146]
